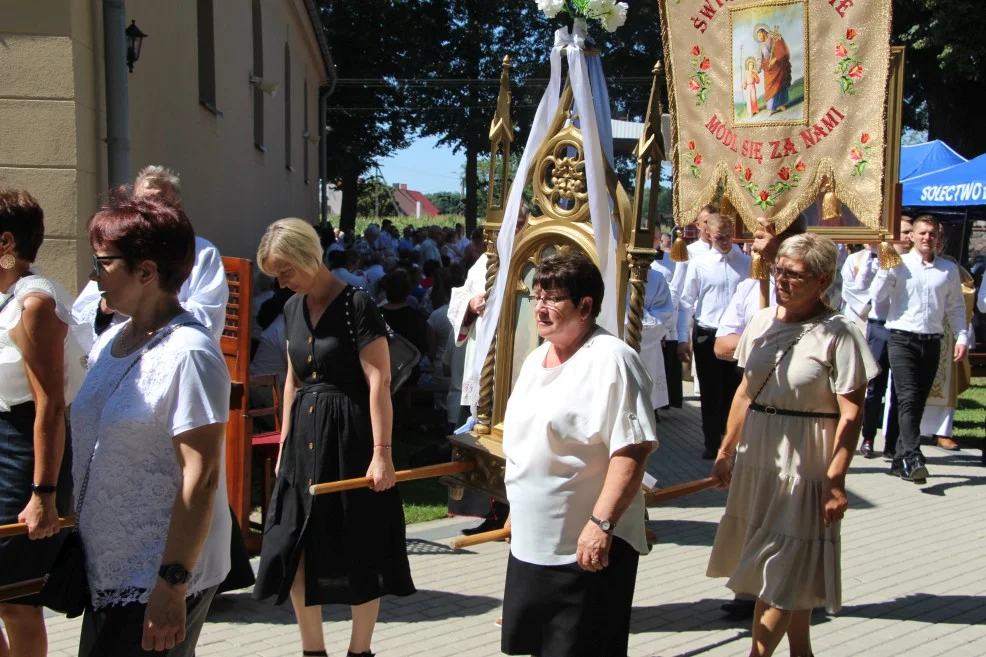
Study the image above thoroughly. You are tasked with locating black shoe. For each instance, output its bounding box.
[702,448,717,460]
[901,456,929,484]
[461,516,505,536]
[882,449,895,461]
[720,598,756,619]
[889,459,904,478]
[858,440,875,459]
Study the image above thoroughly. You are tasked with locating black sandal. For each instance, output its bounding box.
[347,652,375,657]
[303,651,328,657]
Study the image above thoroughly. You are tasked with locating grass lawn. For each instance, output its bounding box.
[953,379,986,450]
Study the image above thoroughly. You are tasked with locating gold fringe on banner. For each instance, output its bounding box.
[671,237,689,262]
[750,252,771,280]
[719,194,737,220]
[879,241,902,269]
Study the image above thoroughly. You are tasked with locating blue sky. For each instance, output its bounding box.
[377,135,465,195]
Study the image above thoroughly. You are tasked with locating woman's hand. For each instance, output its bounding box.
[468,294,486,316]
[576,521,612,572]
[18,492,60,540]
[366,451,396,491]
[821,477,849,528]
[142,580,187,652]
[710,455,733,489]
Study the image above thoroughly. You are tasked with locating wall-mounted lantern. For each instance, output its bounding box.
[125,20,147,73]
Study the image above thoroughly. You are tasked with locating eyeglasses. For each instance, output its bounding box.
[770,265,813,282]
[528,294,572,309]
[92,254,125,279]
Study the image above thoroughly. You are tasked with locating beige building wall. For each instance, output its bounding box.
[0,0,329,294]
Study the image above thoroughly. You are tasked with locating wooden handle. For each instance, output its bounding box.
[0,517,76,539]
[309,461,476,496]
[450,528,511,550]
[0,577,46,603]
[644,477,719,505]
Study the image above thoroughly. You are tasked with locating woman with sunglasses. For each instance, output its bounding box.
[707,233,879,657]
[0,189,87,657]
[500,251,657,657]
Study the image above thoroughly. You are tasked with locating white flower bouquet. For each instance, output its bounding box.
[536,0,629,32]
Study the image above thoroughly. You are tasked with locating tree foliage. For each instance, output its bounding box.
[356,179,400,217]
[426,192,466,216]
[893,1,986,156]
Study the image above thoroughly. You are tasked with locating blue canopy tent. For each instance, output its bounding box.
[899,140,967,182]
[902,152,986,207]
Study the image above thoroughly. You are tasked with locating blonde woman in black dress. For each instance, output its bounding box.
[254,219,415,657]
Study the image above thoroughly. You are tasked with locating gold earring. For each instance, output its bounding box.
[0,254,15,270]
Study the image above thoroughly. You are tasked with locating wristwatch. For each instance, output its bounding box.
[589,515,614,533]
[30,482,57,494]
[158,563,191,586]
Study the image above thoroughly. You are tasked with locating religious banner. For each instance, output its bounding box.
[656,0,894,242]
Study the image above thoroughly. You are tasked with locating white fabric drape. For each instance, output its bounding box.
[464,20,619,409]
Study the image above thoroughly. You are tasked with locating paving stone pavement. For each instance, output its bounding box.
[41,386,986,656]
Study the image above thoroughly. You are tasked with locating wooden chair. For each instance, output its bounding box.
[246,374,282,529]
[220,257,257,552]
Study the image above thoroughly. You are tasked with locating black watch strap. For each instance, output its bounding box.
[158,563,191,586]
[31,482,57,494]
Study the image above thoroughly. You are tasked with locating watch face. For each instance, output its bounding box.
[600,520,612,531]
[161,564,190,585]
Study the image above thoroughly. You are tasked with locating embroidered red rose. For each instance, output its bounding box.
[734,162,744,174]
[691,45,701,56]
[795,160,807,172]
[835,43,848,58]
[688,78,701,91]
[687,140,695,150]
[693,154,703,165]
[778,167,791,181]
[850,147,864,162]
[700,57,711,71]
[846,28,857,41]
[745,168,753,182]
[860,133,871,144]
[759,190,770,202]
[848,64,864,79]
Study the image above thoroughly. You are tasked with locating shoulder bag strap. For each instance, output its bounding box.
[74,320,205,517]
[750,311,833,406]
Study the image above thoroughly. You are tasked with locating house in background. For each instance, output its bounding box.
[0,0,334,293]
[391,183,441,219]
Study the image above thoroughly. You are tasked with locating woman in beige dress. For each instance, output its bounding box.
[707,234,879,657]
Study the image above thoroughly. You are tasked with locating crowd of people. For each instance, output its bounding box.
[0,161,981,657]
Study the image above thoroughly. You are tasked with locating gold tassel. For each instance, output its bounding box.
[822,178,841,223]
[750,252,771,280]
[671,237,689,262]
[879,241,902,269]
[720,194,737,219]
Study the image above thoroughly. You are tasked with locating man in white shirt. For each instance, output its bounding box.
[637,254,675,413]
[328,249,371,291]
[677,213,752,459]
[650,235,681,408]
[669,205,714,297]
[871,215,967,483]
[418,228,443,265]
[842,216,912,459]
[72,166,228,342]
[363,251,386,299]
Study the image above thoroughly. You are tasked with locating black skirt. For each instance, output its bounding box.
[0,402,73,604]
[253,383,415,606]
[501,537,639,657]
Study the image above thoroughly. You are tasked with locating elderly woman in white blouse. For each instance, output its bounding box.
[72,195,231,657]
[500,251,658,657]
[0,189,87,657]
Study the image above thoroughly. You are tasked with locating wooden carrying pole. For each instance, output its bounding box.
[448,477,722,549]
[0,517,75,539]
[0,577,46,603]
[309,461,476,496]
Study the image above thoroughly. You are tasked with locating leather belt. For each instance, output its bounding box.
[867,319,886,326]
[749,402,839,419]
[889,329,943,341]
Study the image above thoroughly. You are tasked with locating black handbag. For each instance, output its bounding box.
[345,288,421,394]
[39,321,204,617]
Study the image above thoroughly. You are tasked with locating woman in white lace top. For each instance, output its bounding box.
[71,195,231,657]
[0,189,87,657]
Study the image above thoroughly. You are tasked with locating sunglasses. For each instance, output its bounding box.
[92,254,125,279]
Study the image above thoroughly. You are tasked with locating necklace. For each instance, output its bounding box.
[119,322,162,356]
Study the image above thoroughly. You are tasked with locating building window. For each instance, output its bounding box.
[196,0,221,116]
[284,41,292,171]
[252,0,265,152]
[303,78,310,184]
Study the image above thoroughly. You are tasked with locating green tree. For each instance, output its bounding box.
[426,191,465,215]
[356,179,400,217]
[894,1,986,157]
[316,0,417,232]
